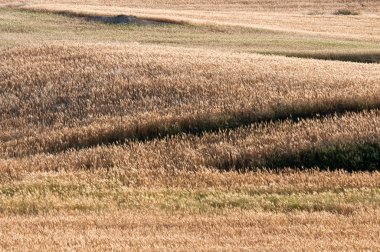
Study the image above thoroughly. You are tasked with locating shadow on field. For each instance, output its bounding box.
[54,103,380,150]
[278,52,380,64]
[33,9,184,26]
[9,103,380,165]
[215,141,380,172]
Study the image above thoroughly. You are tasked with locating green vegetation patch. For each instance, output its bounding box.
[333,9,360,16]
[0,180,379,215]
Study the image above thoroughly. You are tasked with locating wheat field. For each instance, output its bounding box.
[1,0,380,251]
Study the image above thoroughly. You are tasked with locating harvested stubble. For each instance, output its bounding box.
[3,0,380,11]
[1,210,380,251]
[15,2,380,41]
[1,45,379,159]
[2,7,380,64]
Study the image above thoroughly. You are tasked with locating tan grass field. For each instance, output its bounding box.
[8,1,380,41]
[2,211,380,251]
[1,0,380,251]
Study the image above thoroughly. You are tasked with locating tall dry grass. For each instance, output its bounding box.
[1,110,379,177]
[1,45,379,158]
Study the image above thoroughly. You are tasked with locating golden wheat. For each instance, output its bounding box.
[1,210,380,251]
[1,110,378,177]
[1,45,379,158]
